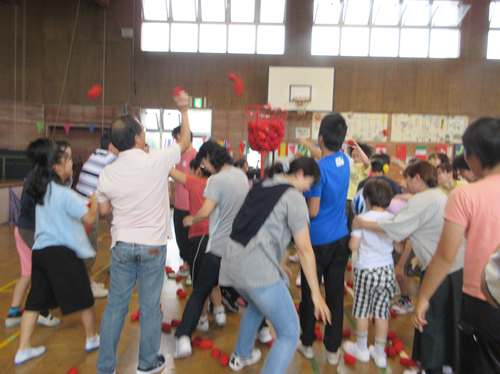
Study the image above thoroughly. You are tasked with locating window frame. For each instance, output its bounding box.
[140,108,212,151]
[488,1,500,59]
[141,0,287,55]
[311,0,469,59]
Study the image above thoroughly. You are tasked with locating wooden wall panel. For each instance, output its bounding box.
[0,102,44,151]
[381,59,418,113]
[350,59,385,112]
[332,60,353,112]
[1,0,500,165]
[480,63,500,115]
[414,60,451,114]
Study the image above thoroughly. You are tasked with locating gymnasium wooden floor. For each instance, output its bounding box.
[0,220,421,374]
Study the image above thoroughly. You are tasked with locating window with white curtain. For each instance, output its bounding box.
[311,0,469,59]
[141,0,286,55]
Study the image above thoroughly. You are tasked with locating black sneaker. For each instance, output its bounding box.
[136,354,166,374]
[221,289,239,313]
[6,310,23,327]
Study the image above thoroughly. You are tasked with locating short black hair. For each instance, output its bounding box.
[452,154,470,171]
[462,116,500,169]
[403,161,438,188]
[100,131,112,150]
[371,155,389,173]
[318,113,347,152]
[189,157,211,177]
[110,115,142,152]
[288,157,321,185]
[349,142,373,159]
[172,125,193,142]
[363,178,393,209]
[197,141,233,171]
[56,139,70,151]
[233,158,247,169]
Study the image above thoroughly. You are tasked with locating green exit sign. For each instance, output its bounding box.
[194,98,202,108]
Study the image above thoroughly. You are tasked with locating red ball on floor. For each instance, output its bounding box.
[220,353,230,367]
[212,348,221,359]
[199,340,213,350]
[344,353,356,365]
[171,319,181,327]
[161,322,171,333]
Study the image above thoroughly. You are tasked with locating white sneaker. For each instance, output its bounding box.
[37,312,61,327]
[256,326,273,343]
[136,354,166,374]
[185,274,192,286]
[85,334,100,352]
[214,308,226,327]
[91,281,108,298]
[91,280,105,289]
[326,349,340,365]
[289,253,300,263]
[196,317,209,332]
[443,366,453,374]
[296,273,301,287]
[297,340,313,359]
[343,341,370,363]
[179,269,190,278]
[174,335,192,359]
[391,298,414,315]
[369,345,387,368]
[15,346,46,365]
[229,348,262,371]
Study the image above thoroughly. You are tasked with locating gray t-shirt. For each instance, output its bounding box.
[204,167,249,257]
[379,187,464,272]
[219,176,310,289]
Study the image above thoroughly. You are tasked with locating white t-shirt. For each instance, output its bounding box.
[351,210,395,270]
[97,145,181,249]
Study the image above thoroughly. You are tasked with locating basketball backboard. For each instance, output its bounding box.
[267,66,335,112]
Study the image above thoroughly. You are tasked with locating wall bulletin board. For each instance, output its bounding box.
[391,114,468,144]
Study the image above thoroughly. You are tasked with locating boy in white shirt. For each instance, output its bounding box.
[344,178,404,369]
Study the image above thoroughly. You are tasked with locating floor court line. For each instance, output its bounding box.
[0,331,20,351]
[0,279,18,292]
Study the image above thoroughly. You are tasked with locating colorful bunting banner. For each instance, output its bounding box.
[436,145,447,154]
[63,123,71,135]
[288,143,297,155]
[415,145,427,160]
[36,121,44,133]
[88,123,95,133]
[376,144,387,154]
[396,144,407,160]
[278,142,288,157]
[239,141,250,155]
[298,144,308,157]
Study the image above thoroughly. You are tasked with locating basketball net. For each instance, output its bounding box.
[293,97,311,116]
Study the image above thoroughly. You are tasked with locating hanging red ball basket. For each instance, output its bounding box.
[245,104,288,154]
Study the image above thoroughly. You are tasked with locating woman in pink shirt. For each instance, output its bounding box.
[414,117,500,374]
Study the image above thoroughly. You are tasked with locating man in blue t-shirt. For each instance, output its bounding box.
[297,113,350,366]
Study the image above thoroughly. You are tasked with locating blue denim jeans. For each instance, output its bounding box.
[96,242,166,374]
[235,280,299,374]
